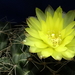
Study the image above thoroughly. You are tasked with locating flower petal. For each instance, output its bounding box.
[53,6,63,32]
[63,10,75,28]
[45,5,54,16]
[62,50,74,60]
[36,8,46,21]
[65,21,75,34]
[66,38,75,52]
[67,38,75,46]
[46,12,53,30]
[29,46,41,53]
[41,48,53,58]
[53,6,62,20]
[25,28,40,39]
[54,17,63,32]
[37,48,53,59]
[61,35,74,46]
[61,28,74,39]
[27,17,41,30]
[55,46,67,52]
[41,20,48,33]
[25,37,48,48]
[38,31,53,47]
[38,31,48,43]
[52,51,62,60]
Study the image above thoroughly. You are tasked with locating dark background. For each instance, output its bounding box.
[0,0,75,24]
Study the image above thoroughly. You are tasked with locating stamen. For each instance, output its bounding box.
[47,31,62,47]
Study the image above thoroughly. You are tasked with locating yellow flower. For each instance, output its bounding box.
[23,6,75,60]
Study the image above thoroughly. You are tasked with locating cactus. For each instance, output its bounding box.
[0,21,12,75]
[0,21,75,75]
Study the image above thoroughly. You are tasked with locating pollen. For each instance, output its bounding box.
[48,32,62,47]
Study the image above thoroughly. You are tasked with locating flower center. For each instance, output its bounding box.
[48,31,62,48]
